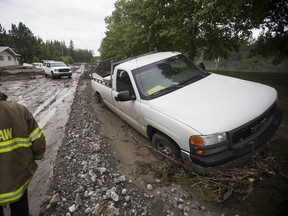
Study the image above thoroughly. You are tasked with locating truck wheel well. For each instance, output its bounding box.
[147,125,157,140]
[95,91,105,105]
[147,125,180,150]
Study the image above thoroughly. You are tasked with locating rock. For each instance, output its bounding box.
[184,207,190,212]
[147,184,153,191]
[121,188,127,195]
[68,204,76,213]
[176,198,183,204]
[80,174,87,179]
[192,200,201,210]
[89,170,95,176]
[93,143,101,152]
[88,191,97,197]
[49,193,61,205]
[75,185,85,193]
[125,196,130,202]
[91,175,97,183]
[97,167,107,175]
[85,207,92,214]
[93,203,114,215]
[75,193,82,205]
[111,191,119,202]
[171,188,177,193]
[118,175,126,182]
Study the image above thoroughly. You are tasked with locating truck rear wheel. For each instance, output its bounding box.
[152,132,181,158]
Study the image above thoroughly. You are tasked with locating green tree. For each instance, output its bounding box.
[8,22,38,63]
[0,24,9,46]
[73,49,93,62]
[68,40,75,59]
[61,55,74,64]
[100,0,287,62]
[1,22,94,64]
[31,37,48,62]
[249,0,288,64]
[100,0,256,61]
[99,0,139,59]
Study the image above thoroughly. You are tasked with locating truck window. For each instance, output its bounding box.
[133,54,209,99]
[116,70,135,95]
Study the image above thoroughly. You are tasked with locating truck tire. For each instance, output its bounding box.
[51,72,55,79]
[152,132,181,158]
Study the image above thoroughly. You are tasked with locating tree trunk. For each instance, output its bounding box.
[187,44,196,61]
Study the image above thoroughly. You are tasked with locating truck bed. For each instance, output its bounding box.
[91,73,112,87]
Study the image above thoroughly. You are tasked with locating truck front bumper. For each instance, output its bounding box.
[54,72,72,77]
[181,107,283,169]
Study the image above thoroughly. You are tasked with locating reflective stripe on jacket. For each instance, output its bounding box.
[0,100,46,205]
[0,127,42,153]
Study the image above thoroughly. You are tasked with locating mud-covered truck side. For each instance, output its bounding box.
[91,51,282,172]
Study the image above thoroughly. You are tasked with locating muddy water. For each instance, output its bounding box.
[0,66,84,215]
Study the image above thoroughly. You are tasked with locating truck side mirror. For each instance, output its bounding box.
[116,90,136,102]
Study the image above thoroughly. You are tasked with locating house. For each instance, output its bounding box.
[0,46,20,67]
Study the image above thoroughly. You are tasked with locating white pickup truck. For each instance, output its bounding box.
[42,61,72,79]
[91,51,282,172]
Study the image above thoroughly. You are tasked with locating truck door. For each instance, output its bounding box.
[111,69,144,133]
[46,63,51,75]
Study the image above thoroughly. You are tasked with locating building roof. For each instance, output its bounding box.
[0,46,20,56]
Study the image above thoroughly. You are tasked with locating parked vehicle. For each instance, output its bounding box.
[42,61,72,79]
[32,62,43,69]
[91,51,282,172]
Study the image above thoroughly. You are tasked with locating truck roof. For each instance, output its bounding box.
[117,51,180,71]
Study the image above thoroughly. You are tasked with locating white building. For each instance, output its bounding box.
[0,46,20,67]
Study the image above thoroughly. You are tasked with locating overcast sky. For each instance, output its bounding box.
[0,0,117,56]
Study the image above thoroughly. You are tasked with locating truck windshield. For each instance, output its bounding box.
[133,54,209,99]
[52,62,67,67]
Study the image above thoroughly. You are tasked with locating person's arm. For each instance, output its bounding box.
[25,107,46,160]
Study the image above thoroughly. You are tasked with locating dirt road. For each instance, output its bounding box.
[0,67,84,215]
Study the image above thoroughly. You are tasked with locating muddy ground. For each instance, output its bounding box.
[1,66,287,216]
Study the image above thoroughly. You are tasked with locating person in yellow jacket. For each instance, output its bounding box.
[0,91,46,216]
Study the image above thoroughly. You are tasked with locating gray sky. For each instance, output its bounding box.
[0,0,117,56]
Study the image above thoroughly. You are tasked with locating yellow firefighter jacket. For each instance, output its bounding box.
[0,99,46,205]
